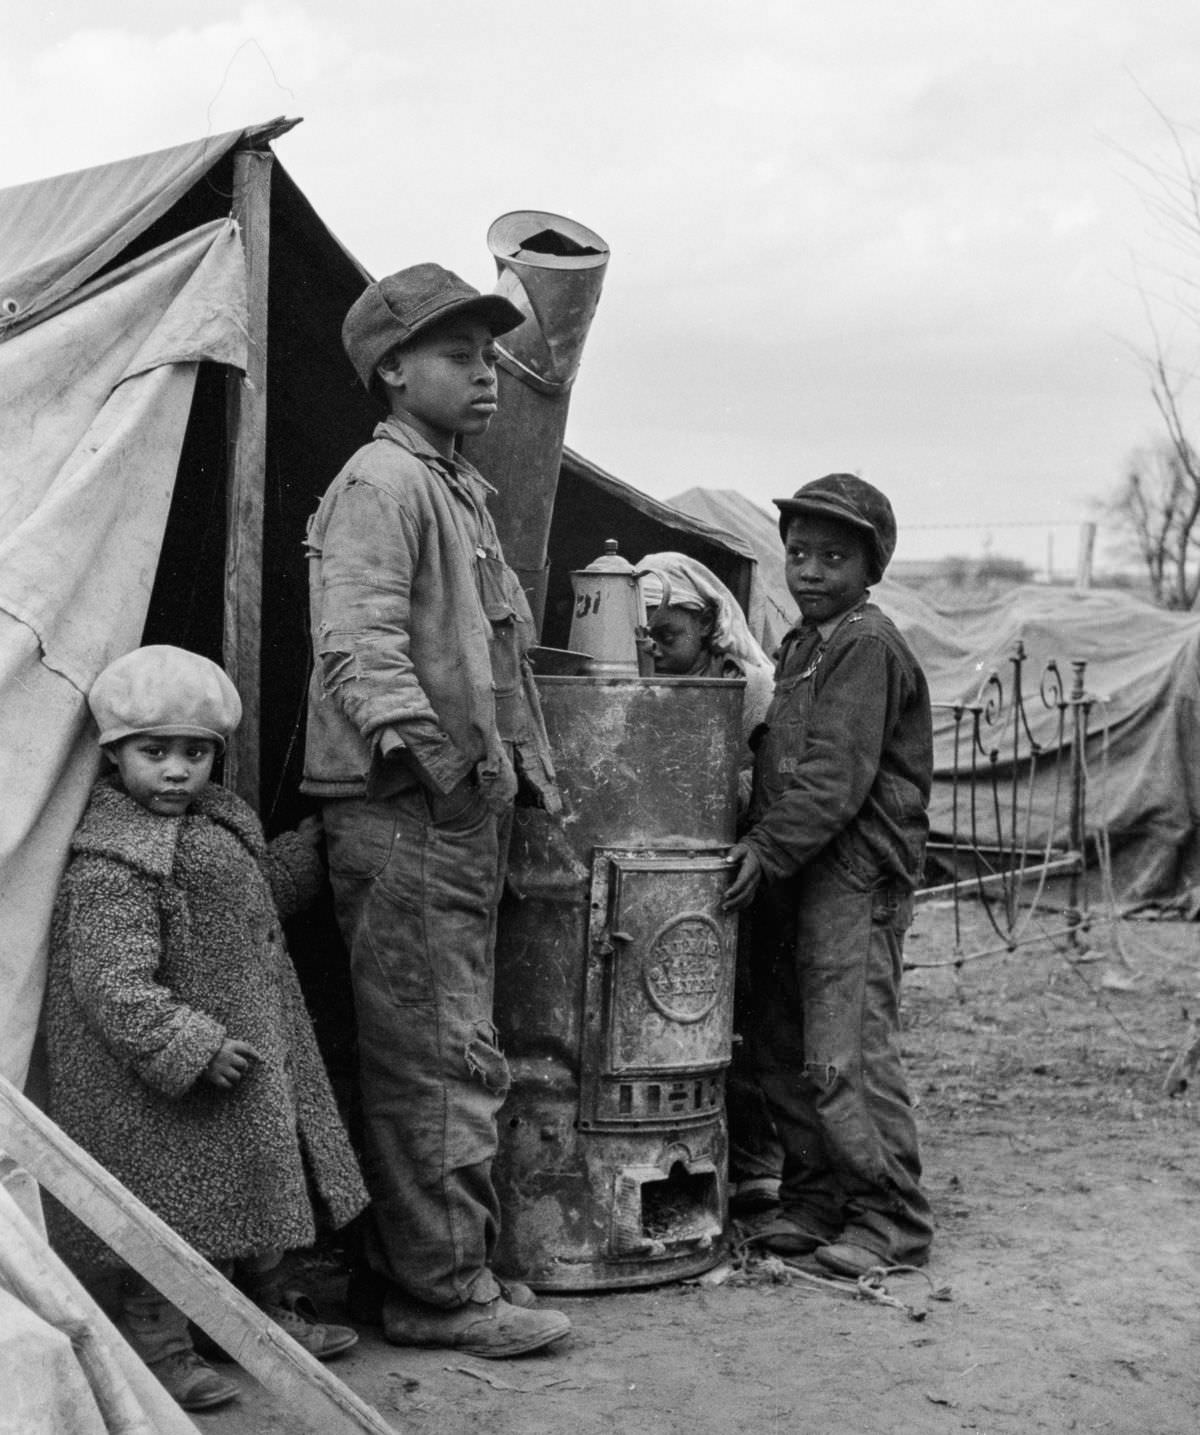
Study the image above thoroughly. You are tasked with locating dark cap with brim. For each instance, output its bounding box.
[773,473,897,583]
[774,489,878,537]
[342,263,525,391]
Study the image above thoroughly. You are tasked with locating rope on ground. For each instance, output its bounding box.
[720,1227,951,1322]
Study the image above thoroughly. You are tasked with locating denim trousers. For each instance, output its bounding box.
[727,920,785,1184]
[322,789,512,1309]
[751,854,933,1264]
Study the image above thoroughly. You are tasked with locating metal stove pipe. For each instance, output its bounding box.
[460,210,609,632]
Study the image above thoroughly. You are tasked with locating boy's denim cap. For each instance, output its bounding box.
[89,646,242,750]
[774,473,897,584]
[341,263,526,391]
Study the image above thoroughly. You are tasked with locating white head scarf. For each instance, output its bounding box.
[636,552,772,680]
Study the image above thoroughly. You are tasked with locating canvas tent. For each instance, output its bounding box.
[0,118,368,1091]
[547,449,765,647]
[671,485,796,650]
[671,486,1200,902]
[881,579,1200,903]
[0,122,759,1093]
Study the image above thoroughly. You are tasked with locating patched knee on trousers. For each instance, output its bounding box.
[804,1060,838,1090]
[465,1022,510,1096]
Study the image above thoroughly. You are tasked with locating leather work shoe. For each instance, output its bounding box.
[814,1241,888,1278]
[751,1215,828,1257]
[382,1290,570,1359]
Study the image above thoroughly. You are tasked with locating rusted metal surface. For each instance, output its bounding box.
[494,675,741,1289]
[582,849,733,1120]
[460,211,609,630]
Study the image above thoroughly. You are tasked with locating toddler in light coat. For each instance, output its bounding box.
[44,645,367,1412]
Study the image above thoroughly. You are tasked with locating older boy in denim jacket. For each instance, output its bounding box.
[724,474,934,1276]
[303,265,568,1357]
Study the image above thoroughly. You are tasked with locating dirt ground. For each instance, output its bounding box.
[203,894,1200,1435]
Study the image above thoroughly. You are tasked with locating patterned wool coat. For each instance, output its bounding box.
[44,775,367,1271]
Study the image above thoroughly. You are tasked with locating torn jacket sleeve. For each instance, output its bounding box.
[313,479,475,793]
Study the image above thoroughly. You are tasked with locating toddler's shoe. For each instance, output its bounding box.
[238,1266,358,1359]
[258,1288,358,1360]
[150,1349,240,1411]
[119,1279,239,1411]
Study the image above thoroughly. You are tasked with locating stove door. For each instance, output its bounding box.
[581,847,736,1128]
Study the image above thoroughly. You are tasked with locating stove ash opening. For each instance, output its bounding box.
[640,1161,719,1243]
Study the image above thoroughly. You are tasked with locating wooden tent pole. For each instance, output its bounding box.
[0,1074,402,1435]
[223,145,272,808]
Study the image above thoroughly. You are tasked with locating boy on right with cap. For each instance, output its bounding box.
[723,474,934,1276]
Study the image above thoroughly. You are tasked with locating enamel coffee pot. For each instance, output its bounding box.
[568,540,644,677]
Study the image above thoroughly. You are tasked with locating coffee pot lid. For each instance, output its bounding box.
[573,539,640,576]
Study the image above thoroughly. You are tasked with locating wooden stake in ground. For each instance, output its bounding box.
[0,1073,399,1435]
[0,1181,196,1435]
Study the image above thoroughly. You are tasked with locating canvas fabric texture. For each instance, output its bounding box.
[0,219,248,1088]
[0,1179,198,1435]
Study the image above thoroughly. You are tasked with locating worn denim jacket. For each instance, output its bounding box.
[301,418,559,811]
[745,600,932,890]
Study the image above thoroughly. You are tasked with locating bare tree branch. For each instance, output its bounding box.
[1110,93,1200,608]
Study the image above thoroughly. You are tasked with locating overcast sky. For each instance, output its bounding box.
[6,1,1200,572]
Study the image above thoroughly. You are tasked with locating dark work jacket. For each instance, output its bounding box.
[744,600,932,891]
[301,418,559,811]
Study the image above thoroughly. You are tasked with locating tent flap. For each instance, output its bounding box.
[0,218,249,1088]
[0,120,294,335]
[0,130,244,332]
[0,219,248,689]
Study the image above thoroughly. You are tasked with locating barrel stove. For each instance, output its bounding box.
[493,673,743,1290]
